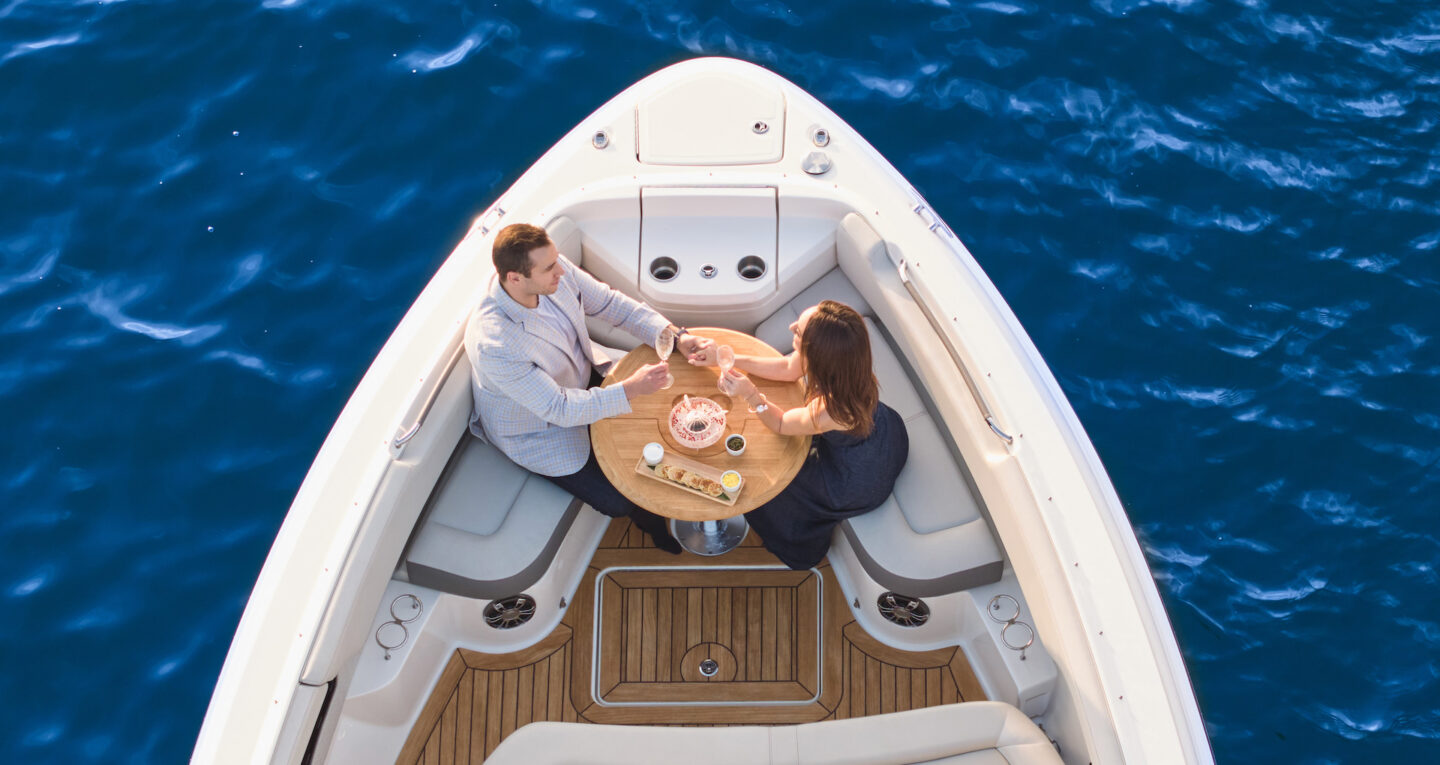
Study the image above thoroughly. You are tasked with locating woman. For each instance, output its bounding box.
[714,300,908,570]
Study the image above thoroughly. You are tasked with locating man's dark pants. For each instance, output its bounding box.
[539,368,677,548]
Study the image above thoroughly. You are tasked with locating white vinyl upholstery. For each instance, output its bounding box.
[484,701,1060,765]
[404,352,583,600]
[584,317,646,357]
[753,268,870,354]
[753,259,1003,597]
[404,434,581,600]
[548,215,648,357]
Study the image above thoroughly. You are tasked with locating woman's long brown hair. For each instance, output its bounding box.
[799,300,879,437]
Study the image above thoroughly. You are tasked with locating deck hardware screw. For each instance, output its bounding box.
[753,120,769,134]
[560,597,567,608]
[811,127,830,146]
[592,130,609,149]
[853,598,860,608]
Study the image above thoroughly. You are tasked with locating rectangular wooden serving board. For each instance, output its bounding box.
[633,449,744,506]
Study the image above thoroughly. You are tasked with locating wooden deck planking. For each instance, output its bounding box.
[401,518,987,764]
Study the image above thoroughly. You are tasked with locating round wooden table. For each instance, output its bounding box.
[591,328,812,555]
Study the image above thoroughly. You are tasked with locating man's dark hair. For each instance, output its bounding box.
[493,223,552,280]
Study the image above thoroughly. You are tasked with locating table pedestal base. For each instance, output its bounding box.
[670,517,749,556]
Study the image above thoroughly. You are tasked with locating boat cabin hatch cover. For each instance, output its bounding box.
[637,73,785,165]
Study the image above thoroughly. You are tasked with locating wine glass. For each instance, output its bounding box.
[716,345,735,375]
[715,345,737,401]
[655,327,676,390]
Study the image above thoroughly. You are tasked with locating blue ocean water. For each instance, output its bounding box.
[2,0,1437,761]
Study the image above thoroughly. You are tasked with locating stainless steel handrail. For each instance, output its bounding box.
[392,344,466,449]
[899,260,1015,446]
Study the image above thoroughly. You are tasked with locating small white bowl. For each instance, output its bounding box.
[643,442,664,466]
[724,434,746,457]
[720,470,743,494]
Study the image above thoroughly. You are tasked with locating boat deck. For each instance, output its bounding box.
[399,519,986,764]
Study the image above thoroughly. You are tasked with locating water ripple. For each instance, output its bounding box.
[5,0,1440,762]
[78,280,223,345]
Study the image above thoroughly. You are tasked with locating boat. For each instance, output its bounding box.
[193,58,1212,764]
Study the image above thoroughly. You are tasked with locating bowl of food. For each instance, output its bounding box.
[725,434,746,456]
[669,396,727,450]
[720,470,743,494]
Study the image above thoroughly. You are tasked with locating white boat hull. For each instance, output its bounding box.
[195,58,1210,765]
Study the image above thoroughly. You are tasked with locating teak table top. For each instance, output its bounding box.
[591,328,811,522]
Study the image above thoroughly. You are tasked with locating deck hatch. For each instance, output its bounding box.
[592,566,822,706]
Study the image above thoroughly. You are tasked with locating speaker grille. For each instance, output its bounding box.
[877,592,930,627]
[483,594,537,630]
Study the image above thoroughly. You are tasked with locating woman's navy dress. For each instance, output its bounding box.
[745,402,908,570]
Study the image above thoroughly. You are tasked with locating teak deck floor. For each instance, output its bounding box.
[399,519,986,764]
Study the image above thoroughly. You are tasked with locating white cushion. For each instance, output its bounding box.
[585,316,646,354]
[484,702,1060,765]
[865,319,926,422]
[793,702,1056,764]
[485,721,774,765]
[425,436,531,537]
[549,215,644,355]
[405,437,580,599]
[753,268,871,353]
[893,416,982,535]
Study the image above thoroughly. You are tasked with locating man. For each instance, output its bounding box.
[464,223,713,552]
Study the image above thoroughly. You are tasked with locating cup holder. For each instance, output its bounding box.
[649,256,679,282]
[737,256,767,281]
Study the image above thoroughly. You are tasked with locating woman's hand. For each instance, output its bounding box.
[718,369,758,401]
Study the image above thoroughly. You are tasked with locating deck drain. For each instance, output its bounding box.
[483,594,536,630]
[877,592,930,628]
[698,659,720,677]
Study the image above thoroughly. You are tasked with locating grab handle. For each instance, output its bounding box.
[393,344,466,449]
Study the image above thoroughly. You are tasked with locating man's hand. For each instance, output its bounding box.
[679,334,716,365]
[622,362,671,399]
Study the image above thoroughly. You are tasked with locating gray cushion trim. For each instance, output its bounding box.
[840,519,1003,598]
[406,497,582,600]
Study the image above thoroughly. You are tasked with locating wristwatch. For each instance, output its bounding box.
[673,326,690,338]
